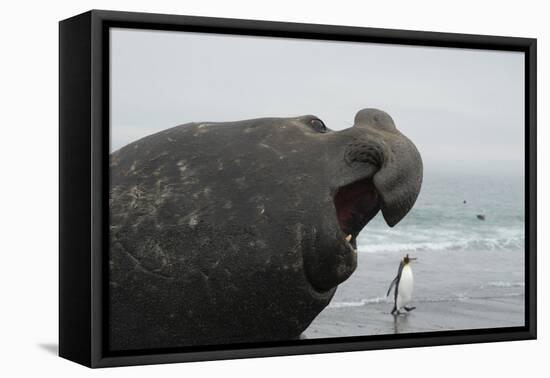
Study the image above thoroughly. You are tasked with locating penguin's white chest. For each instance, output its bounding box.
[397,265,414,309]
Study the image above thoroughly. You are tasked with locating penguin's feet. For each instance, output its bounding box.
[404,306,416,312]
[391,307,399,316]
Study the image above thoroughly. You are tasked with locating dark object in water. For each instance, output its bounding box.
[477,214,486,221]
[463,200,467,204]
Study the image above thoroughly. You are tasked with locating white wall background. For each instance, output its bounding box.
[0,0,546,376]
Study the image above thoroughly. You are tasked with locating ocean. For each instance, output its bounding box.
[308,170,525,336]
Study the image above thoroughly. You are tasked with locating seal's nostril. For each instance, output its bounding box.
[344,140,383,167]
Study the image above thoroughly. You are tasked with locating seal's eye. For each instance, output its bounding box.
[310,119,328,133]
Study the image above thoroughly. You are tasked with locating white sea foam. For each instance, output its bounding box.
[328,292,524,309]
[358,236,524,254]
[485,281,525,288]
[328,296,389,308]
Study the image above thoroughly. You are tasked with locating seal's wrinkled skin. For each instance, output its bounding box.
[109,109,423,350]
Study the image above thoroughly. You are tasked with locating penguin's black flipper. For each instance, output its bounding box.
[387,261,405,297]
[388,260,405,316]
[404,306,416,312]
[386,277,398,297]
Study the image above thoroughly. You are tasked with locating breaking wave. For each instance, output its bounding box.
[484,281,525,288]
[359,236,524,254]
[328,296,388,308]
[327,292,524,309]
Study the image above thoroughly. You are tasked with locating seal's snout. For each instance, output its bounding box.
[354,108,398,133]
[348,108,423,227]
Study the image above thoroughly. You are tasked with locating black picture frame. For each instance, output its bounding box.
[59,9,537,368]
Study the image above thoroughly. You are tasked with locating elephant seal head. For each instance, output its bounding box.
[109,108,422,349]
[302,108,423,292]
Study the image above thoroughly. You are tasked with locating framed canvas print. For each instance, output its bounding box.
[59,10,536,368]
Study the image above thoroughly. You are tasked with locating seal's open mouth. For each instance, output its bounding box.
[334,178,381,250]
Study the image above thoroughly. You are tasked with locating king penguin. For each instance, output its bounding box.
[386,254,417,315]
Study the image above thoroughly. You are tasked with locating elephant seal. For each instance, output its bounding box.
[109,108,423,350]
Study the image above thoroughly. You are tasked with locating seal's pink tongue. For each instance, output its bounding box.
[334,178,380,238]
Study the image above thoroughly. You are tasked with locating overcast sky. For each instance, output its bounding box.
[110,28,524,175]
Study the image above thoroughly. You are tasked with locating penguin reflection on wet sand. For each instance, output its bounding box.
[387,254,418,315]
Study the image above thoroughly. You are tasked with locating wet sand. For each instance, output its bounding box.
[305,294,524,338]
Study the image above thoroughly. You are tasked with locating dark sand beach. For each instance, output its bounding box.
[305,246,525,339]
[306,294,524,338]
